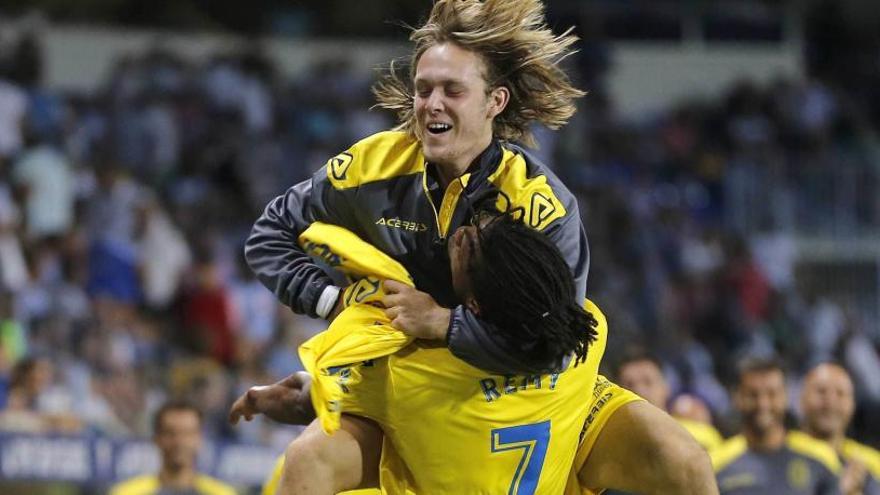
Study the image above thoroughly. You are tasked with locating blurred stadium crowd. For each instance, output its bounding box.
[0,4,879,483]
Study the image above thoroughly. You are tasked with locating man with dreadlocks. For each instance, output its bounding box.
[242,0,716,493]
[262,211,609,494]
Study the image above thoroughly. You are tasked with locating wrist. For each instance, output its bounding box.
[315,285,342,320]
[431,307,452,340]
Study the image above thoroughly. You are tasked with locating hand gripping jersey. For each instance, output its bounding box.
[297,222,415,434]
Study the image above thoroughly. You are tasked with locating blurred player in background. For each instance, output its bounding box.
[616,351,724,451]
[801,363,880,494]
[712,358,842,494]
[110,400,236,495]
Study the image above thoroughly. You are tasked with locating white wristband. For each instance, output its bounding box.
[315,285,342,319]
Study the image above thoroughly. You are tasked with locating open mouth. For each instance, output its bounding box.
[427,123,453,135]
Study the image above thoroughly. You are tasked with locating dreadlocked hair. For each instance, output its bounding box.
[468,212,597,370]
[373,0,585,147]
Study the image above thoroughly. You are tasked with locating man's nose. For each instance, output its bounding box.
[426,89,444,113]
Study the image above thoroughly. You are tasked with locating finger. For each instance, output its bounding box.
[389,316,405,331]
[383,280,408,294]
[382,292,401,308]
[384,306,400,320]
[280,372,307,389]
[246,385,272,410]
[228,397,246,424]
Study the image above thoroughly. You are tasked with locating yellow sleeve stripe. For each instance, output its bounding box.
[326,131,424,190]
[787,431,841,473]
[573,378,643,471]
[108,475,159,495]
[261,455,285,495]
[710,435,748,473]
[487,149,567,232]
[195,474,238,495]
[842,439,880,479]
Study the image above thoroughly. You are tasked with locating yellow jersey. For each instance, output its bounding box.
[297,221,414,434]
[109,474,237,495]
[339,300,609,495]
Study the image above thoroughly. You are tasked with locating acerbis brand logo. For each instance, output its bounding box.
[329,152,353,180]
[529,192,557,228]
[376,217,428,232]
[345,277,381,305]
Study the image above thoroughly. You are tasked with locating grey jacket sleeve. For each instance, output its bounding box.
[447,208,589,374]
[244,168,352,318]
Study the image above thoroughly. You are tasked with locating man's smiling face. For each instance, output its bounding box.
[413,42,503,172]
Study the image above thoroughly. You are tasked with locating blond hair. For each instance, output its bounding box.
[373,0,585,147]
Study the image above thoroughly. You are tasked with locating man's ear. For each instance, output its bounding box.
[487,86,510,119]
[465,296,481,316]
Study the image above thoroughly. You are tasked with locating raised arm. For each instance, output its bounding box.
[245,165,354,318]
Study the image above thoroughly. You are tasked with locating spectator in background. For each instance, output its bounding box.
[800,363,880,494]
[0,291,26,404]
[109,400,236,495]
[0,161,28,291]
[616,351,723,451]
[0,67,27,160]
[138,197,192,311]
[0,355,81,433]
[84,157,146,306]
[181,248,237,367]
[229,251,277,357]
[11,120,75,242]
[711,358,842,494]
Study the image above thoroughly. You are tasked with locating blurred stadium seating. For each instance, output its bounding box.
[1,1,879,493]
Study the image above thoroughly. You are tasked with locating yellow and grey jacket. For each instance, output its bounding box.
[711,431,841,494]
[840,438,880,494]
[245,131,589,373]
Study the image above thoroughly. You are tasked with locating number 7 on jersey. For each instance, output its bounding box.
[490,420,551,495]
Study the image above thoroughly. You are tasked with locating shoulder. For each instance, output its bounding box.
[326,131,423,190]
[843,438,880,479]
[786,430,841,474]
[710,435,748,473]
[486,143,574,231]
[195,474,238,495]
[108,474,159,495]
[677,418,724,451]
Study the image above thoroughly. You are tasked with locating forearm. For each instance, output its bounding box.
[245,182,335,317]
[289,377,317,425]
[231,372,317,426]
